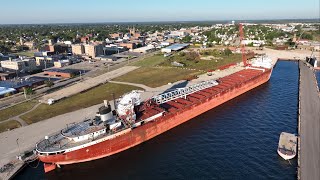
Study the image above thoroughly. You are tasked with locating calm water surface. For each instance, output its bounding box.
[16,61,299,180]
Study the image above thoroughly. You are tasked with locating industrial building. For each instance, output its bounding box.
[130,45,156,53]
[0,72,16,81]
[0,87,16,98]
[72,44,104,58]
[0,58,37,73]
[0,77,45,93]
[35,56,54,69]
[161,43,189,53]
[43,68,81,78]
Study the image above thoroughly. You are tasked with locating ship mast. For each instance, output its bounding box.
[239,23,248,67]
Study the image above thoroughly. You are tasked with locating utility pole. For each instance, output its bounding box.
[23,87,27,100]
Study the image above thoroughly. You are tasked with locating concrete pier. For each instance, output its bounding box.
[298,61,320,180]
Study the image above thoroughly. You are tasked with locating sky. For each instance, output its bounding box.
[0,0,319,24]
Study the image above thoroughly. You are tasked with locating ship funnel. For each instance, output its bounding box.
[99,104,114,122]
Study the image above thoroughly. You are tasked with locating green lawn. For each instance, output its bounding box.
[114,67,200,88]
[21,83,142,124]
[0,100,38,122]
[132,52,242,71]
[163,53,243,71]
[0,120,21,133]
[13,51,35,57]
[132,54,166,67]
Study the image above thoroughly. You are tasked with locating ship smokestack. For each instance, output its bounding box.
[99,102,113,122]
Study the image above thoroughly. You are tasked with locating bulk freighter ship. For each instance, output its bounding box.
[35,55,274,172]
[35,24,275,173]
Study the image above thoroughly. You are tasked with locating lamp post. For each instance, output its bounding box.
[16,138,21,155]
[23,87,27,100]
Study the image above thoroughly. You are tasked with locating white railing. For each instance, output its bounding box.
[152,80,219,104]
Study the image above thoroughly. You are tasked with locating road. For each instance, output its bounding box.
[0,51,158,109]
[299,61,320,180]
[0,77,81,109]
[39,66,139,103]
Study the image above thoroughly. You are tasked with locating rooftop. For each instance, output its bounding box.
[0,77,45,89]
[0,87,16,96]
[163,43,189,51]
[43,68,82,73]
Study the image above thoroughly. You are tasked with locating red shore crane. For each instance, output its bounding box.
[239,23,248,66]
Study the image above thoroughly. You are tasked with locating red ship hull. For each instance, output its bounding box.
[39,68,272,166]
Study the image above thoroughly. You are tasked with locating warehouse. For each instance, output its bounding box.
[161,43,189,53]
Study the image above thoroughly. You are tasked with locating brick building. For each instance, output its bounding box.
[72,44,85,55]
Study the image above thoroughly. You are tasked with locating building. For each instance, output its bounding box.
[160,42,171,47]
[43,45,55,52]
[72,44,85,55]
[0,87,16,98]
[43,69,81,78]
[54,60,71,68]
[0,72,16,81]
[103,46,126,55]
[35,56,54,69]
[0,77,45,93]
[0,58,37,73]
[96,55,118,61]
[44,44,70,54]
[80,36,90,43]
[84,44,104,58]
[109,33,123,39]
[131,45,155,53]
[161,43,189,53]
[24,41,35,49]
[120,42,136,49]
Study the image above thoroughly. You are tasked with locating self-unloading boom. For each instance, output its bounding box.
[152,80,219,104]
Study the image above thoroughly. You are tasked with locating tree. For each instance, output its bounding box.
[182,35,192,43]
[44,80,54,87]
[24,87,34,95]
[223,48,232,56]
[300,33,313,40]
[285,39,295,46]
[247,42,254,47]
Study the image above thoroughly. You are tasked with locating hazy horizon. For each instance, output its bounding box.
[0,0,319,24]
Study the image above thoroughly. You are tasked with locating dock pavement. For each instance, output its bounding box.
[298,61,320,180]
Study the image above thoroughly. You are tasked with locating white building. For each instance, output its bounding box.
[130,45,155,53]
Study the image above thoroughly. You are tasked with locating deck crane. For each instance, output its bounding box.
[239,23,249,66]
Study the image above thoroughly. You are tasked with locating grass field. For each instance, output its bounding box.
[132,54,165,67]
[0,100,38,122]
[13,51,35,57]
[132,52,242,71]
[21,83,142,124]
[114,67,200,88]
[0,120,21,133]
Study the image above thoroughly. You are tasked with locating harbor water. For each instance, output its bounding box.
[16,61,299,180]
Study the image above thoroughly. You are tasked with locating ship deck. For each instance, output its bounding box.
[278,132,297,155]
[160,68,266,112]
